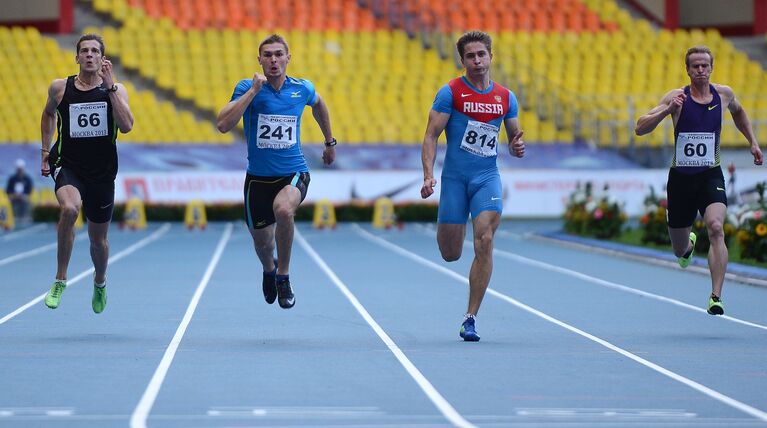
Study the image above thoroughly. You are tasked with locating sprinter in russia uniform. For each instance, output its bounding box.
[434,76,517,221]
[421,31,525,342]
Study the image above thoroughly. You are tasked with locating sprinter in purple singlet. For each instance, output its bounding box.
[636,46,763,315]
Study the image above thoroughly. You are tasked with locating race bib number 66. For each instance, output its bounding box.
[257,114,297,149]
[69,102,108,138]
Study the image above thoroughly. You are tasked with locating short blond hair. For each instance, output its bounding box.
[685,46,713,68]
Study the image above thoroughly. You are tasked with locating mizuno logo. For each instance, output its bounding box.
[461,93,471,98]
[290,91,301,98]
[708,105,718,110]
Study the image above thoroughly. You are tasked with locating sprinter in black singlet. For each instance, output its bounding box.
[40,34,134,313]
[635,46,763,315]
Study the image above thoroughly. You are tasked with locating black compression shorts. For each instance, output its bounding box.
[243,172,310,229]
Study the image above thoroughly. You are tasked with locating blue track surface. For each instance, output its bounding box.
[2,221,767,427]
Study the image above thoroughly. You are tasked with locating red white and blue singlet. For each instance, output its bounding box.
[431,76,519,223]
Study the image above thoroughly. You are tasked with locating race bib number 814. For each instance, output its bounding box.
[460,120,499,157]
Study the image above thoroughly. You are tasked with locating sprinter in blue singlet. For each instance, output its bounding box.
[217,34,337,310]
[636,45,763,315]
[421,31,525,341]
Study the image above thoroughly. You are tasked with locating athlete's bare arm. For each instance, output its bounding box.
[216,73,266,133]
[719,84,764,165]
[311,93,335,165]
[420,109,449,199]
[635,88,685,136]
[503,117,525,158]
[40,79,66,177]
[100,58,133,133]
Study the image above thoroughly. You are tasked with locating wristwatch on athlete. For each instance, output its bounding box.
[324,138,337,147]
[109,84,118,92]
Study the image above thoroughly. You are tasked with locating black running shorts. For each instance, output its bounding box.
[666,166,727,228]
[243,172,310,229]
[52,166,115,224]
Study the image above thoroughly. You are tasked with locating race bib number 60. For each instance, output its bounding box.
[69,102,108,138]
[675,132,715,167]
[257,114,297,149]
[460,120,499,157]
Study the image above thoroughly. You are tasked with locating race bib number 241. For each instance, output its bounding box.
[257,114,297,149]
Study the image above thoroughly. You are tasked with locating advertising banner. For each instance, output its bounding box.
[114,169,765,217]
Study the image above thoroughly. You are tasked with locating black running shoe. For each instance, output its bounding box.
[262,273,277,305]
[276,278,295,309]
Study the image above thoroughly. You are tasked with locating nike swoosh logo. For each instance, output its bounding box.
[716,187,725,191]
[350,179,420,201]
[100,203,113,209]
[461,93,471,98]
[708,105,718,111]
[491,197,502,201]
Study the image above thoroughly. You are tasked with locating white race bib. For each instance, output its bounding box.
[675,132,715,167]
[256,114,297,149]
[460,120,499,157]
[69,102,108,138]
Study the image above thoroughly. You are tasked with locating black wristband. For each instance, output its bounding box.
[324,138,337,147]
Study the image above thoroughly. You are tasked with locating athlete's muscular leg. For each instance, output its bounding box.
[249,224,276,271]
[704,202,728,297]
[88,221,110,283]
[55,185,82,280]
[467,210,500,316]
[437,223,466,262]
[272,185,302,276]
[669,226,694,257]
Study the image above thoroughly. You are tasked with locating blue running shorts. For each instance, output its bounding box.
[438,169,503,224]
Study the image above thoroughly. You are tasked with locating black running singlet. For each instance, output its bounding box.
[672,85,722,174]
[49,76,118,183]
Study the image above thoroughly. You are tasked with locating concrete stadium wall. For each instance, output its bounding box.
[1,0,60,21]
[0,0,72,33]
[679,0,754,27]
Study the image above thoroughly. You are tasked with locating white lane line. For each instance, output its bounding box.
[489,245,767,332]
[0,233,87,267]
[1,224,47,241]
[353,225,767,423]
[418,224,767,331]
[130,223,232,428]
[296,229,476,428]
[0,223,171,326]
[529,233,767,288]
